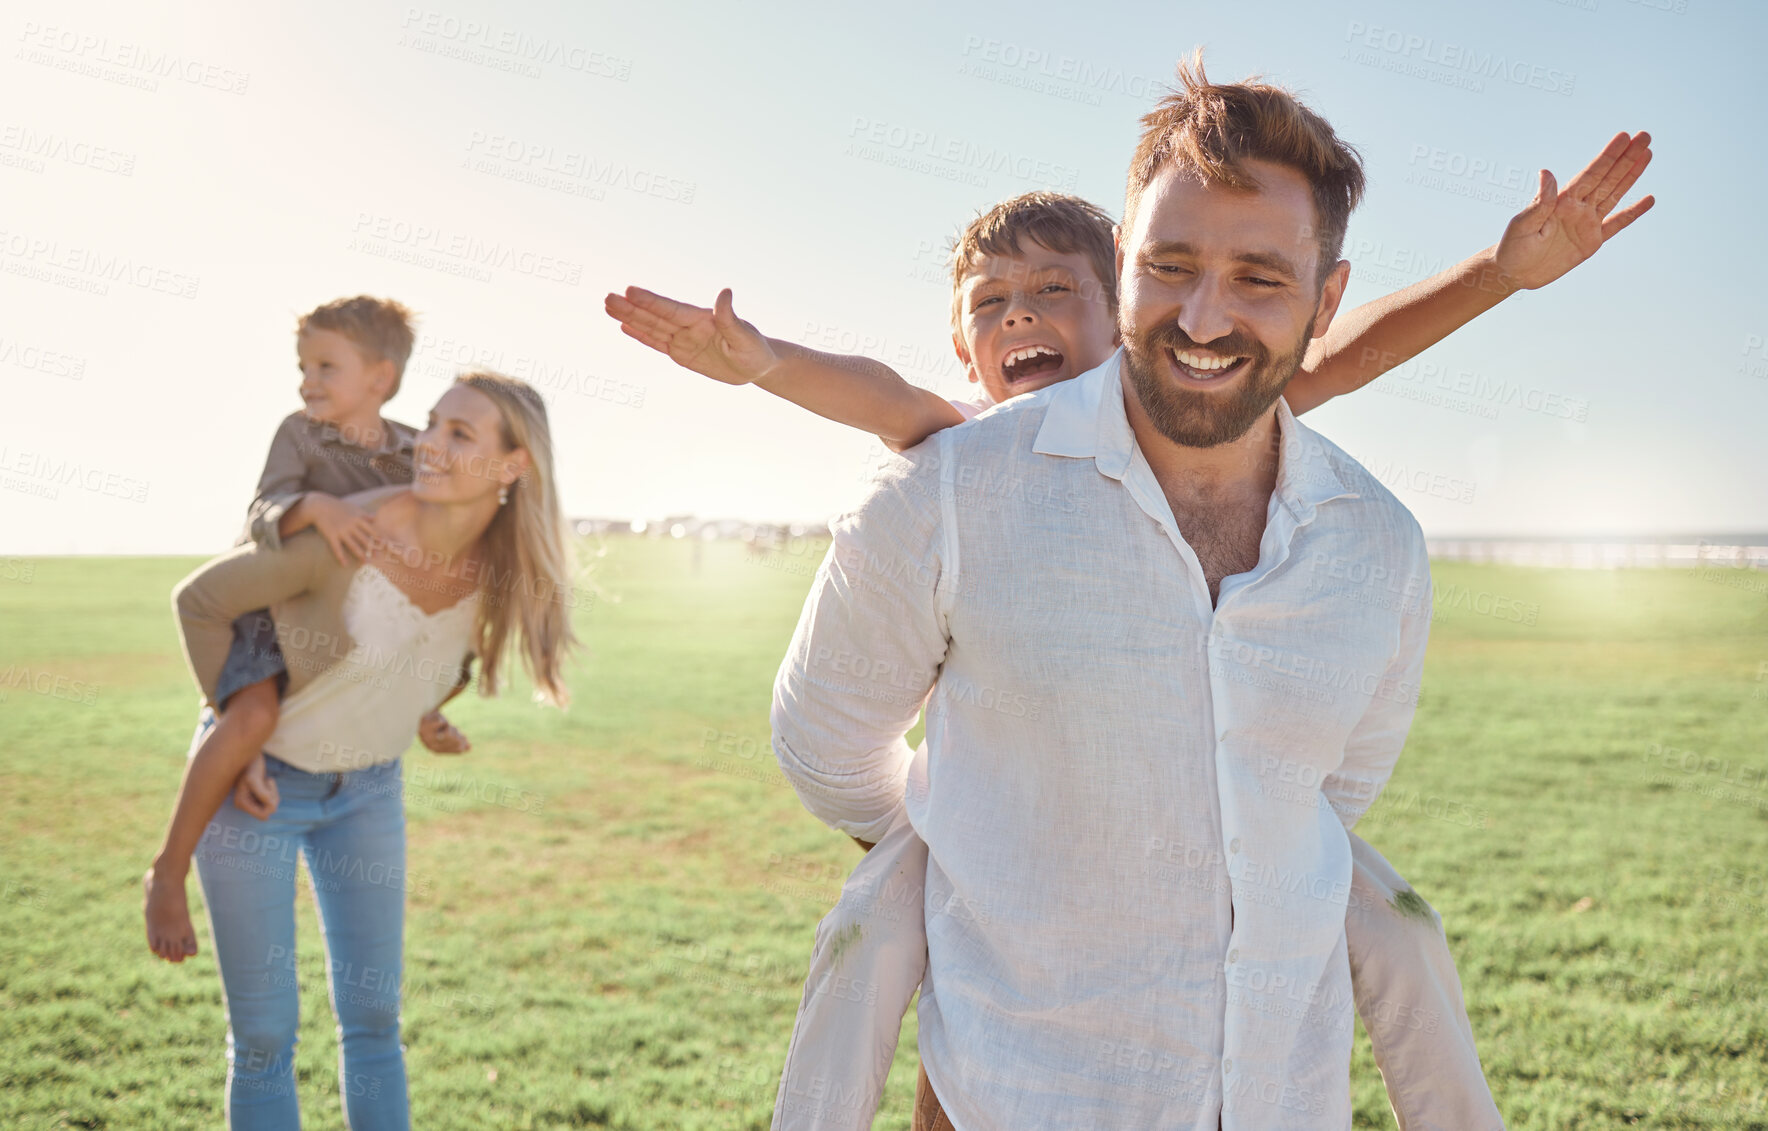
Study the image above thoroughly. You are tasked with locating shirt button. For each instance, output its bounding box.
[1223,1059,1234,1073]
[1229,838,1241,853]
[1227,949,1239,964]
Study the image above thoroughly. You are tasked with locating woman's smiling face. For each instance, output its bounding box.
[413,384,528,505]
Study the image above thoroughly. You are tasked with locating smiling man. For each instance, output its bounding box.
[772,59,1436,1129]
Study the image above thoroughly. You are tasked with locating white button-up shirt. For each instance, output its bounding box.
[772,350,1432,1130]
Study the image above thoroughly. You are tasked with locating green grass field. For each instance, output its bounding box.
[2,542,1766,1129]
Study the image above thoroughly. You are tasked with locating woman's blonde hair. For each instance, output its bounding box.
[455,371,579,707]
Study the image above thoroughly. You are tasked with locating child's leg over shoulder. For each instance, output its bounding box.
[1346,831,1506,1130]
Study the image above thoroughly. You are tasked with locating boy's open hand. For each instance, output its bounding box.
[604,287,781,386]
[306,493,378,565]
[418,709,470,754]
[1493,130,1655,292]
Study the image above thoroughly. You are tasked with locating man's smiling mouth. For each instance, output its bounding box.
[1170,348,1250,382]
[1000,344,1065,384]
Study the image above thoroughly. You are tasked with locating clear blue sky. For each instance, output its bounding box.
[3,0,1762,552]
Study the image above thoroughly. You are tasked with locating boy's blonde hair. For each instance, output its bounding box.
[297,296,418,398]
[948,192,1118,334]
[453,370,579,709]
[1125,51,1365,282]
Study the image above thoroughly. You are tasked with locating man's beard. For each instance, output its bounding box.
[1118,314,1312,448]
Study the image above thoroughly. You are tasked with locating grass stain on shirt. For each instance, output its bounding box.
[828,921,863,968]
[1388,887,1437,927]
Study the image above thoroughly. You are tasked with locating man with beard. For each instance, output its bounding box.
[771,58,1456,1129]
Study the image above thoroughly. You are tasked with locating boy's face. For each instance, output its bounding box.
[296,328,395,427]
[952,241,1119,405]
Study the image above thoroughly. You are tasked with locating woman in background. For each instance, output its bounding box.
[155,372,577,1129]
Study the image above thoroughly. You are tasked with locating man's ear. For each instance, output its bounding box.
[952,332,980,385]
[1309,259,1352,340]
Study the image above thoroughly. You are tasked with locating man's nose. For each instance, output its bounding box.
[1174,278,1235,345]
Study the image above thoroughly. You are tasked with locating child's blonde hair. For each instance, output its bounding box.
[948,192,1119,333]
[297,296,418,397]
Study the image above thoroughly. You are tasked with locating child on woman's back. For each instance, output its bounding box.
[143,295,471,963]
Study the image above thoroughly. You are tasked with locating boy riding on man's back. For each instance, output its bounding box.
[607,117,1652,1129]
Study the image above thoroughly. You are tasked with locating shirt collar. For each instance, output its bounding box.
[306,415,415,457]
[1269,395,1358,522]
[1032,347,1357,518]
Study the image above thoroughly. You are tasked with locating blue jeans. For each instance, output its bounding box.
[193,726,411,1130]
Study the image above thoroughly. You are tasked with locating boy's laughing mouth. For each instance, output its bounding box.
[999,343,1065,385]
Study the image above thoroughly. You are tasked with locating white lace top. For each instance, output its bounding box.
[264,564,479,773]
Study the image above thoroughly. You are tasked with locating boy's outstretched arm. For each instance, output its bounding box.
[1288,130,1655,415]
[606,287,964,450]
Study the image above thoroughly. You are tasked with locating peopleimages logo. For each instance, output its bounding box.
[846,117,1080,192]
[0,126,136,176]
[349,213,583,286]
[0,230,200,300]
[1342,22,1576,96]
[15,23,250,94]
[398,8,633,80]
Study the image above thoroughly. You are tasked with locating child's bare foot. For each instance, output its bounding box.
[142,865,198,962]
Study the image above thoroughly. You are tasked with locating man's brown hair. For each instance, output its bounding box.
[297,295,418,398]
[948,192,1119,333]
[1124,51,1365,283]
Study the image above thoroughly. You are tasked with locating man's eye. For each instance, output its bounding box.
[974,296,1001,309]
[1040,283,1070,294]
[1148,263,1185,276]
[1244,277,1281,289]
[453,429,468,440]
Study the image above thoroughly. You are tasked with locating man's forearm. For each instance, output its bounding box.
[1292,247,1515,413]
[771,727,917,845]
[756,340,963,448]
[769,443,949,844]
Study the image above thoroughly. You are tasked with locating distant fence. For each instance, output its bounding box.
[1426,540,1768,570]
